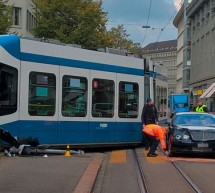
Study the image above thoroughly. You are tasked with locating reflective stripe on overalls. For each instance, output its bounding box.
[196,105,206,112]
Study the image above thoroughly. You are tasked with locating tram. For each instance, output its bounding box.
[0,35,167,147]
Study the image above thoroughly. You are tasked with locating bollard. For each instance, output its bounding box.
[64,145,71,157]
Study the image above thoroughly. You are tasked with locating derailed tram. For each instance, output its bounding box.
[0,35,168,148]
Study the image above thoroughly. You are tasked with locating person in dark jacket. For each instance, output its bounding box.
[141,98,158,149]
[141,98,158,125]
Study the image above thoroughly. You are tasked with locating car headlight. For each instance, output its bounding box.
[182,134,190,140]
[174,128,190,141]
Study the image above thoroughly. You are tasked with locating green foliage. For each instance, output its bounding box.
[105,25,143,54]
[33,0,108,48]
[106,25,132,50]
[33,0,141,51]
[0,0,12,34]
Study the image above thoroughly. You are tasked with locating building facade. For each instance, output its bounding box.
[142,40,177,95]
[6,0,36,37]
[173,0,192,94]
[187,0,215,111]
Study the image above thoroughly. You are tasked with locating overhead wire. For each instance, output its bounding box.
[141,0,153,46]
[155,0,184,43]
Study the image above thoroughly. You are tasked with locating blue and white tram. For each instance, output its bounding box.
[0,35,147,147]
[153,63,168,121]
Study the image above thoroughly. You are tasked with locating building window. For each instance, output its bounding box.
[12,7,21,26]
[27,10,36,33]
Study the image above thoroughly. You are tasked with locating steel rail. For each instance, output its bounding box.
[159,147,202,193]
[170,160,202,193]
[133,148,149,193]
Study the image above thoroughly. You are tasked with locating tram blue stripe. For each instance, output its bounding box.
[21,53,145,76]
[1,120,142,145]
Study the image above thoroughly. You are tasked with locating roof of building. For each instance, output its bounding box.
[142,40,177,54]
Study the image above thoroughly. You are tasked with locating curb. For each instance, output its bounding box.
[73,153,103,193]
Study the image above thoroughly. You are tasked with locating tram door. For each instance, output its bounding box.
[58,67,90,144]
[19,62,59,144]
[89,70,116,143]
[116,73,143,143]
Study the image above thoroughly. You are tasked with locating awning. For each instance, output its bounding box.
[200,82,215,98]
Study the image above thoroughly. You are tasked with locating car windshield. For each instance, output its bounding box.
[174,114,215,126]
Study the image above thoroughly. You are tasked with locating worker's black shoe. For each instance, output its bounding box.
[147,153,157,157]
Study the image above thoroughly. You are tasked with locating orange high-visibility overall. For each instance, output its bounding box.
[142,124,166,149]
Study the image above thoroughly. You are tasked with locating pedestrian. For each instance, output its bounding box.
[141,98,158,148]
[142,124,167,157]
[141,97,158,125]
[193,98,208,112]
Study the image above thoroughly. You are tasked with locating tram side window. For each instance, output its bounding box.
[0,64,18,116]
[29,72,56,116]
[92,79,114,118]
[62,76,87,117]
[118,82,139,118]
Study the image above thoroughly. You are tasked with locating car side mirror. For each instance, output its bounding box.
[170,113,175,118]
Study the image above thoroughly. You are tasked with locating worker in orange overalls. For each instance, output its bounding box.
[142,124,167,157]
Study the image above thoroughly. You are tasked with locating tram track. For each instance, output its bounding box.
[94,147,203,193]
[170,160,202,193]
[133,148,149,193]
[160,148,202,193]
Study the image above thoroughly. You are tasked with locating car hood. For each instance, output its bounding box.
[178,125,215,131]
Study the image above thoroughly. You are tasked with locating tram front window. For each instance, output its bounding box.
[0,64,18,116]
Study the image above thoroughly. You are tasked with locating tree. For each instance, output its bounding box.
[105,25,143,54]
[33,0,108,48]
[0,0,12,34]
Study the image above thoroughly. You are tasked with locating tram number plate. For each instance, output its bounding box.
[197,143,208,147]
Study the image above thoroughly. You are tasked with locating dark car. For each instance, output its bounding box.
[167,112,215,156]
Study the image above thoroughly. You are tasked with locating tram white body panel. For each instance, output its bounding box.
[0,35,147,145]
[21,39,144,70]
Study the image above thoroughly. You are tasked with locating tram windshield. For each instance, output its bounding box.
[0,63,18,116]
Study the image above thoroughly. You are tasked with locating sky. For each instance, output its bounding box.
[102,0,183,48]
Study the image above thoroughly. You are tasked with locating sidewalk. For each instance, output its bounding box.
[0,152,103,193]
